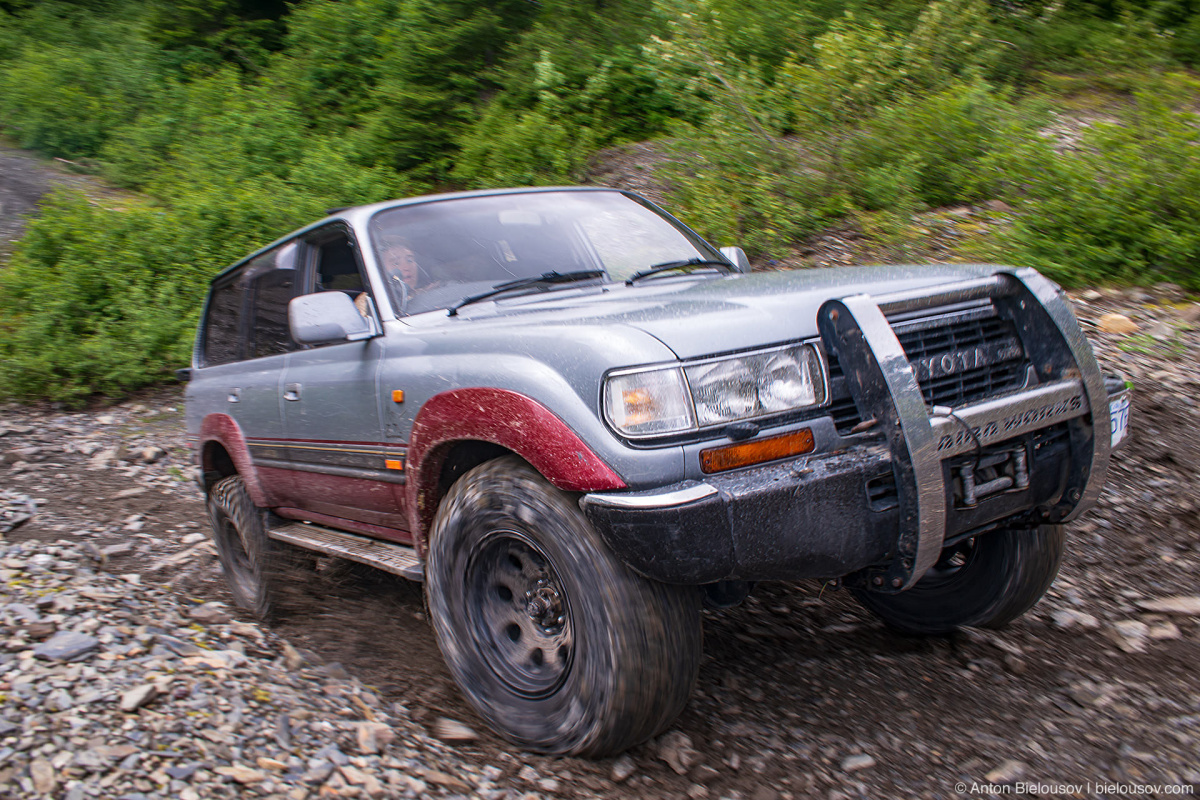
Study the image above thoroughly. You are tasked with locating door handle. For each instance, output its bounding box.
[227,388,241,403]
[283,383,302,402]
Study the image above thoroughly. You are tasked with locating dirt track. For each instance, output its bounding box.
[2,291,1198,799]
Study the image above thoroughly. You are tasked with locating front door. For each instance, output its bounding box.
[279,225,409,538]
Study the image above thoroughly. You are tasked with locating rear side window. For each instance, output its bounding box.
[202,241,300,367]
[202,278,245,367]
[248,242,299,359]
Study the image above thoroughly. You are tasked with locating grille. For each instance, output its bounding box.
[825,304,1030,436]
[893,312,1028,408]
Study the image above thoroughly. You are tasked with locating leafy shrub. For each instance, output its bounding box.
[0,36,160,158]
[0,191,213,405]
[994,91,1200,289]
[845,81,1038,209]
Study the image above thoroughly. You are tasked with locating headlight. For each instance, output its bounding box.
[604,344,827,438]
[603,367,694,436]
[686,345,825,426]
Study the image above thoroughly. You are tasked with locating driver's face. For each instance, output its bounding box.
[384,244,419,287]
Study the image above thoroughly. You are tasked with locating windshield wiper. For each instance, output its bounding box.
[448,270,606,316]
[625,258,732,285]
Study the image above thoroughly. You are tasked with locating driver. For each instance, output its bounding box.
[381,238,421,291]
[357,236,434,317]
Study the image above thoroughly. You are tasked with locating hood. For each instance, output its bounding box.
[437,263,1001,360]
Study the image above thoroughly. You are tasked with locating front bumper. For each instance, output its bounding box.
[583,269,1127,589]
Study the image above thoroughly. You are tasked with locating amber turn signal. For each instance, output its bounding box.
[392,390,405,403]
[700,428,815,474]
[385,459,404,471]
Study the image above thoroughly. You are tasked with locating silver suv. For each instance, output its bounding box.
[184,187,1130,756]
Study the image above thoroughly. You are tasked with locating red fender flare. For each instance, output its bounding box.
[406,388,626,544]
[199,413,271,508]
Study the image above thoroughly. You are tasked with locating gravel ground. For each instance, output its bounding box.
[1,290,1199,800]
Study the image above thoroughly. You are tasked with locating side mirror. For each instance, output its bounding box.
[720,246,751,273]
[289,292,374,345]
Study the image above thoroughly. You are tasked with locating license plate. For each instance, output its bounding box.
[1109,394,1130,448]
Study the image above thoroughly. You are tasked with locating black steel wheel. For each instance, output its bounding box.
[426,456,702,757]
[206,475,285,618]
[852,524,1066,636]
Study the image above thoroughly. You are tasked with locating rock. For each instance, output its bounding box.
[88,447,120,468]
[165,764,200,780]
[156,634,203,657]
[187,602,229,624]
[611,754,636,783]
[26,621,56,639]
[313,744,348,767]
[1051,609,1101,630]
[357,721,395,754]
[32,631,99,661]
[215,765,266,784]
[341,765,368,785]
[984,199,1013,213]
[279,640,305,671]
[101,541,134,557]
[1181,304,1200,324]
[1080,289,1104,302]
[29,758,57,793]
[1110,620,1149,653]
[433,717,478,743]
[140,446,167,464]
[112,487,148,499]
[841,754,876,772]
[1098,313,1139,335]
[423,769,469,790]
[1067,681,1108,707]
[1147,621,1181,640]
[518,765,539,782]
[985,759,1027,784]
[1002,654,1027,676]
[687,784,710,799]
[1136,596,1200,615]
[120,683,159,712]
[657,730,700,775]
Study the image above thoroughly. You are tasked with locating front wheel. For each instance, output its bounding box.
[852,524,1065,636]
[425,456,702,757]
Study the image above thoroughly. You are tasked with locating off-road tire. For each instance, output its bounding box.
[426,456,702,757]
[852,524,1065,636]
[207,475,287,619]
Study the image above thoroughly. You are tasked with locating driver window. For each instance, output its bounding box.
[303,227,377,328]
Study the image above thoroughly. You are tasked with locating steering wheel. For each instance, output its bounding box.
[392,276,410,315]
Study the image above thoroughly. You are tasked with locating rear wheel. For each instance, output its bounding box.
[426,456,702,756]
[852,524,1065,635]
[207,475,288,618]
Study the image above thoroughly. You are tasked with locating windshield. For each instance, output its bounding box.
[368,190,721,315]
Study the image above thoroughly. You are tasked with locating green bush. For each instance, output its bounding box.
[846,81,1038,209]
[994,91,1200,289]
[0,37,160,158]
[0,191,213,405]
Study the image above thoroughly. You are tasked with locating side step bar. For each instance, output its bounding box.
[268,522,425,582]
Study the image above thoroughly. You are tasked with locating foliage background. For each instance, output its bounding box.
[2,0,1199,403]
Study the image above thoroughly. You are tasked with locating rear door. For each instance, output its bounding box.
[279,224,409,537]
[193,244,298,507]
